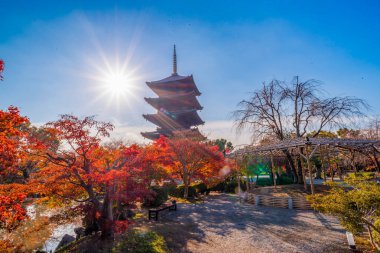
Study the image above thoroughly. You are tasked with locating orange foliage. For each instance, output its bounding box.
[0,106,29,179]
[0,107,30,231]
[154,136,225,198]
[31,115,166,236]
[0,193,27,231]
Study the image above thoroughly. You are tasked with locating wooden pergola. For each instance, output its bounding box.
[229,137,380,194]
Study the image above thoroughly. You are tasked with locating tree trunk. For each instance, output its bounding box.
[307,158,315,194]
[83,186,101,235]
[183,174,189,199]
[331,163,337,182]
[367,224,380,249]
[283,150,298,183]
[296,156,304,184]
[299,158,307,190]
[245,167,250,191]
[100,184,114,238]
[315,164,322,180]
[350,150,358,172]
[321,160,327,182]
[270,154,276,187]
[371,149,380,172]
[337,166,343,180]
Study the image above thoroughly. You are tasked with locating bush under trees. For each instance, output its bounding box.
[307,172,380,249]
[143,186,169,207]
[112,230,168,253]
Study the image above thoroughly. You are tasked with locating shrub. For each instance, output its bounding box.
[209,182,224,192]
[256,177,272,186]
[191,182,207,194]
[209,178,247,193]
[113,229,168,253]
[277,174,293,185]
[346,172,375,180]
[143,186,169,207]
[168,184,197,198]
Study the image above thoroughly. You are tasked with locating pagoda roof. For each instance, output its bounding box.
[174,109,204,127]
[172,128,206,141]
[144,91,203,111]
[143,109,204,130]
[143,111,183,131]
[141,131,161,140]
[146,74,201,97]
[141,128,205,141]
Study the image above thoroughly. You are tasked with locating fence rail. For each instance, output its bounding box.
[246,193,312,210]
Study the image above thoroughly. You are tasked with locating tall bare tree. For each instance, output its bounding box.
[367,116,380,140]
[234,76,368,182]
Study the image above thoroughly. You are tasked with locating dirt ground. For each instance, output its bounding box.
[141,193,349,253]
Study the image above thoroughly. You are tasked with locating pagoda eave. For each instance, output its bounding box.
[146,75,201,96]
[144,92,203,111]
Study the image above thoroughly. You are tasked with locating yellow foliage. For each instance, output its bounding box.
[8,216,52,252]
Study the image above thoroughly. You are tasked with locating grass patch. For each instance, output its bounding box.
[132,212,145,221]
[170,196,203,204]
[54,228,168,253]
[113,229,168,253]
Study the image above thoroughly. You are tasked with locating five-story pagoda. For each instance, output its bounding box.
[141,46,205,140]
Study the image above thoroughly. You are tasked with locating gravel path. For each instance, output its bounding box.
[145,193,349,253]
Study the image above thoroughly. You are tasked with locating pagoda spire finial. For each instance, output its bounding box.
[172,44,177,75]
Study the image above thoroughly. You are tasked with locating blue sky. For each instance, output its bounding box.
[1,0,380,144]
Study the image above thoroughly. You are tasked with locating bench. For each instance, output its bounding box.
[148,202,177,221]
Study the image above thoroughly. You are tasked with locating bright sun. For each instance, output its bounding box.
[86,53,142,109]
[104,71,130,95]
[92,64,141,107]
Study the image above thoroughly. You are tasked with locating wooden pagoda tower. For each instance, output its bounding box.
[141,46,205,140]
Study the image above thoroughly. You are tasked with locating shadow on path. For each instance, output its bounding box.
[141,193,349,253]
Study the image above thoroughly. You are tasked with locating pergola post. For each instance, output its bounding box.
[319,146,327,182]
[296,153,307,190]
[270,152,277,188]
[349,149,357,172]
[299,144,319,195]
[307,158,315,194]
[371,146,380,172]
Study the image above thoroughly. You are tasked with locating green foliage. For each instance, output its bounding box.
[113,229,168,253]
[143,186,169,207]
[256,177,272,186]
[209,177,247,193]
[211,139,234,152]
[307,130,337,138]
[247,160,270,177]
[192,182,208,194]
[337,128,360,138]
[277,174,294,185]
[346,172,375,181]
[168,184,197,198]
[307,172,380,247]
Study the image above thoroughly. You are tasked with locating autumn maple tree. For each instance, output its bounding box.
[31,115,166,237]
[0,106,29,179]
[0,106,31,232]
[156,136,224,199]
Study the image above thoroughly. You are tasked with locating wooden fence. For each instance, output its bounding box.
[246,193,312,210]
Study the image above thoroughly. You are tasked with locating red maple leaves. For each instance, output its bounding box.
[0,106,29,177]
[0,59,4,80]
[0,194,27,231]
[153,136,225,198]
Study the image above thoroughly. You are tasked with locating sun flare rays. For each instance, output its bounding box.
[86,54,143,111]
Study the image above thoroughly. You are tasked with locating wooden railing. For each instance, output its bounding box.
[246,193,312,210]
